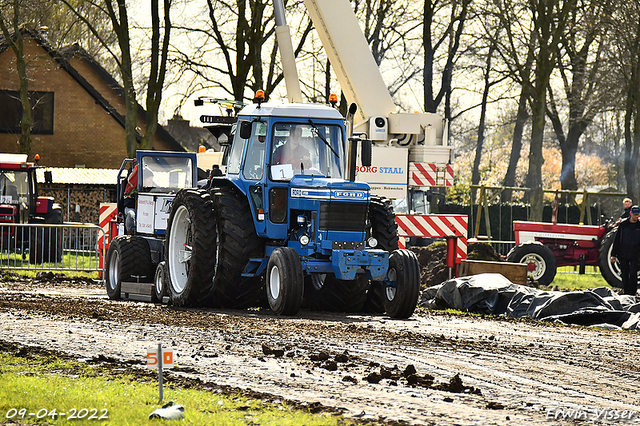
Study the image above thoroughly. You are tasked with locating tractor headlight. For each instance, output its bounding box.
[299,234,310,246]
[367,237,378,248]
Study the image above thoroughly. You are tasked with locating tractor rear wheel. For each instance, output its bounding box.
[304,274,370,313]
[363,195,399,313]
[380,249,420,319]
[105,235,153,299]
[209,185,264,309]
[506,242,557,286]
[165,189,217,307]
[598,228,624,288]
[266,247,304,315]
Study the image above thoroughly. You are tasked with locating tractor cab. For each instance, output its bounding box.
[0,154,53,225]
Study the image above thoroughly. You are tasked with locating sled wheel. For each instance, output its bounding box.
[266,247,304,315]
[506,242,557,286]
[105,235,153,300]
[381,249,420,319]
[153,261,168,303]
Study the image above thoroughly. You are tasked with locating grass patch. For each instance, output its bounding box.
[553,267,611,291]
[0,350,359,426]
[0,250,100,280]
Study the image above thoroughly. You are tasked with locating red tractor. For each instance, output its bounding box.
[506,220,622,288]
[0,154,63,263]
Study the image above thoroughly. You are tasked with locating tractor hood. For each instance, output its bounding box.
[289,176,370,201]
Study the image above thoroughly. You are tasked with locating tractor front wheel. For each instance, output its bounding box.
[266,247,304,315]
[380,249,420,319]
[506,242,557,286]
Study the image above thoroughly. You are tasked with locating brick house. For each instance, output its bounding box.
[0,29,184,169]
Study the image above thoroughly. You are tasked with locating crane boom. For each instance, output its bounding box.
[301,0,396,125]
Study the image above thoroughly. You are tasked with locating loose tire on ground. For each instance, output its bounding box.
[266,247,304,315]
[209,185,264,309]
[165,189,217,307]
[304,274,370,313]
[598,228,624,288]
[381,249,420,319]
[506,242,557,286]
[363,195,399,313]
[105,235,153,299]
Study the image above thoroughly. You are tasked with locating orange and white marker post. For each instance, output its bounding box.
[147,344,174,402]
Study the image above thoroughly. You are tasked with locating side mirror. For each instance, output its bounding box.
[239,121,252,139]
[361,139,372,167]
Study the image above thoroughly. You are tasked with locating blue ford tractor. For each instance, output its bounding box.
[162,99,420,318]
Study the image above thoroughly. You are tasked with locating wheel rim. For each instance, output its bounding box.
[107,248,119,291]
[168,205,192,293]
[385,267,397,301]
[606,240,623,280]
[270,265,281,300]
[521,253,546,280]
[311,274,326,290]
[155,264,164,296]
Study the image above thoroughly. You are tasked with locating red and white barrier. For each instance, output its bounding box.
[395,214,468,263]
[98,203,118,277]
[409,163,454,187]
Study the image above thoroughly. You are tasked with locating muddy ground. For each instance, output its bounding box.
[2,274,640,426]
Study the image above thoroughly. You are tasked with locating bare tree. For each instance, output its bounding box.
[471,36,499,196]
[491,0,576,220]
[61,0,172,157]
[423,0,470,119]
[0,0,35,155]
[609,0,640,201]
[545,0,612,191]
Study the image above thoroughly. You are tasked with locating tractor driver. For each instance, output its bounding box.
[272,126,311,170]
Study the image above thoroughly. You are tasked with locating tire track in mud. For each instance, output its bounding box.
[2,285,640,425]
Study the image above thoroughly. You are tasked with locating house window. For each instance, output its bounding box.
[0,90,54,134]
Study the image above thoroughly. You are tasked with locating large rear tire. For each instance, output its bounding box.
[209,185,264,309]
[598,228,624,288]
[304,274,370,313]
[364,195,399,313]
[165,189,217,307]
[105,235,153,299]
[381,249,420,319]
[266,247,304,315]
[506,242,557,286]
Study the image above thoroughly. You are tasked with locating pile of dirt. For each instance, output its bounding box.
[410,241,502,288]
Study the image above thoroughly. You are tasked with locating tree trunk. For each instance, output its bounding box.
[0,8,33,156]
[624,89,636,200]
[471,41,496,203]
[502,87,529,202]
[528,76,547,221]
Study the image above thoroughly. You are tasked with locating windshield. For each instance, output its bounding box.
[0,171,29,205]
[270,123,344,181]
[140,156,193,191]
